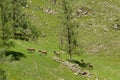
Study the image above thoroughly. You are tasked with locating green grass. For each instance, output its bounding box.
[1,39,120,80]
[1,40,86,80]
[1,0,120,80]
[73,54,120,80]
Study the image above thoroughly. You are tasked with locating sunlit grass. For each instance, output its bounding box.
[0,0,120,80]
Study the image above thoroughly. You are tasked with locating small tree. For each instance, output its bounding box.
[60,0,79,59]
[0,0,14,57]
[12,0,39,40]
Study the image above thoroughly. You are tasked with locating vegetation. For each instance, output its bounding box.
[0,68,6,80]
[60,0,79,59]
[0,0,120,80]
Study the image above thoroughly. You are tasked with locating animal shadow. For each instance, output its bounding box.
[5,51,26,61]
[67,59,91,69]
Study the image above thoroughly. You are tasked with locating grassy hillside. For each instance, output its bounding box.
[0,0,120,80]
[1,40,87,80]
[27,0,120,55]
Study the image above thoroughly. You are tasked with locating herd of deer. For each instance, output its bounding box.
[27,48,60,57]
[27,48,93,69]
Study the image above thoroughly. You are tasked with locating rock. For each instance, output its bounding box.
[44,8,56,14]
[53,57,92,77]
[81,71,87,75]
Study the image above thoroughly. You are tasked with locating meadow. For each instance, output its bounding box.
[0,0,120,80]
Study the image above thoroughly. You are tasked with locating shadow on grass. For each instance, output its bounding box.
[5,51,26,61]
[67,59,89,68]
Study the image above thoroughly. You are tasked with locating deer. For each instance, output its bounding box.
[39,50,47,55]
[87,63,93,69]
[81,59,93,69]
[53,50,60,57]
[27,48,35,52]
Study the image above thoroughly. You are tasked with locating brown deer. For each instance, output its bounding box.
[27,48,35,52]
[81,59,93,69]
[87,63,93,69]
[53,50,60,57]
[39,50,47,55]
